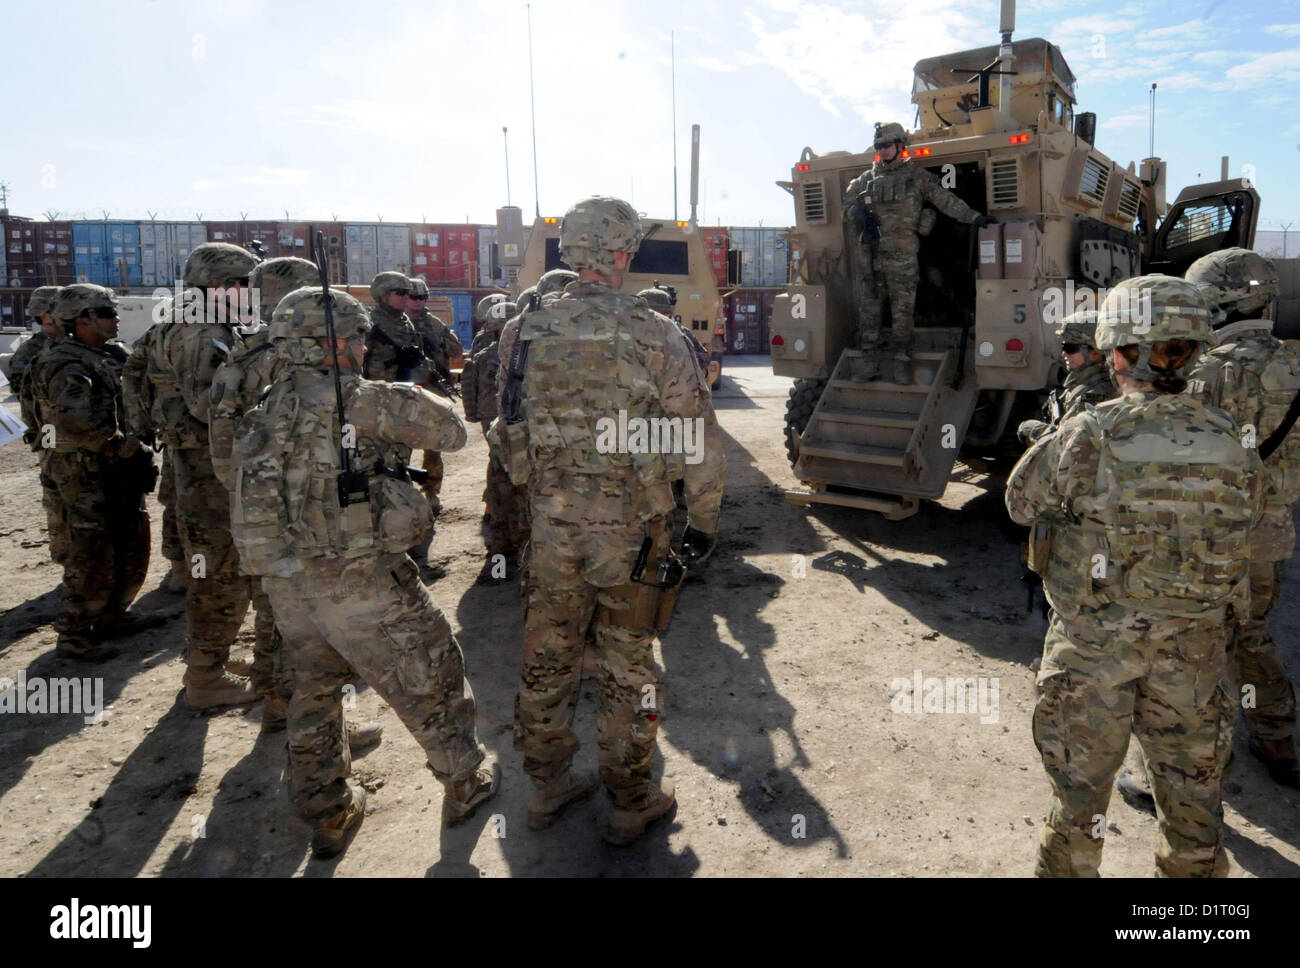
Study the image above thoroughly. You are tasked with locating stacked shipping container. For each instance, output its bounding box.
[699,226,730,289]
[728,227,789,287]
[74,221,142,287]
[724,288,778,354]
[3,218,41,288]
[140,222,207,286]
[344,223,411,284]
[429,290,474,349]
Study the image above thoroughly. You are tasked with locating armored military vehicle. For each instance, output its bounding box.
[770,2,1258,518]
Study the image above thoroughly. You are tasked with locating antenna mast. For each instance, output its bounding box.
[527,4,541,218]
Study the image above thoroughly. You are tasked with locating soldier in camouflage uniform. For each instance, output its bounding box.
[30,285,159,661]
[362,271,422,383]
[637,286,711,378]
[462,294,528,578]
[1007,276,1263,877]
[122,299,187,594]
[156,243,262,708]
[1185,249,1300,789]
[230,287,495,858]
[1017,311,1116,445]
[843,121,992,383]
[495,196,725,843]
[12,287,69,566]
[406,276,463,519]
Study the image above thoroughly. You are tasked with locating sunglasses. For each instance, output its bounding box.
[1062,342,1083,354]
[92,307,120,319]
[227,277,250,287]
[408,294,428,302]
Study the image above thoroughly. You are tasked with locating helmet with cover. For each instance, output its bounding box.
[558,196,643,275]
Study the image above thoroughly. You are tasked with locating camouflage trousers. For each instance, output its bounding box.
[420,450,443,508]
[515,510,669,809]
[1228,559,1297,746]
[248,586,290,701]
[1033,608,1234,877]
[158,447,182,564]
[172,446,252,675]
[263,553,485,823]
[856,242,919,359]
[38,449,70,565]
[484,447,530,556]
[46,450,151,643]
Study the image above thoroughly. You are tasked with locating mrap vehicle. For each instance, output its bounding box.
[515,215,725,388]
[770,2,1258,519]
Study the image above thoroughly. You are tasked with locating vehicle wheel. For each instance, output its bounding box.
[784,377,827,470]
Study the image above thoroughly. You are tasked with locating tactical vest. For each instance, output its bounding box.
[209,335,279,490]
[518,292,666,482]
[1044,394,1255,619]
[866,165,924,248]
[32,339,128,454]
[230,370,430,577]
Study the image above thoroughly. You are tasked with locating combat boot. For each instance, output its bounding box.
[55,633,119,664]
[310,782,367,859]
[856,355,879,382]
[161,559,189,594]
[441,760,500,826]
[261,693,288,733]
[891,355,912,386]
[184,668,259,710]
[1248,737,1300,789]
[225,656,253,677]
[1115,768,1155,816]
[528,769,599,830]
[92,611,168,641]
[604,779,677,846]
[347,720,384,755]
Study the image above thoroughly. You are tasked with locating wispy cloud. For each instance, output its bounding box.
[1264,23,1300,36]
[191,167,311,192]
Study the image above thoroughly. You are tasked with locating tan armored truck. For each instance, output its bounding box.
[770,19,1258,519]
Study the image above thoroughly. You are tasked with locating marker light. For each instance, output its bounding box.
[796,163,811,171]
[772,334,785,346]
[911,146,932,156]
[1009,134,1030,144]
[1006,338,1024,351]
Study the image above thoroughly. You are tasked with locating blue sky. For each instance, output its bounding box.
[2,0,1297,231]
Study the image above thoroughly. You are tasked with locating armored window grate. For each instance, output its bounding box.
[802,181,827,222]
[1118,180,1142,220]
[990,159,1019,207]
[1079,156,1109,204]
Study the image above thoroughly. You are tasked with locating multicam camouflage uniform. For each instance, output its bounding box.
[31,285,153,657]
[1185,248,1300,782]
[843,122,986,380]
[406,276,464,516]
[1017,311,1117,445]
[230,288,493,849]
[362,271,422,383]
[122,307,184,573]
[462,294,529,560]
[1007,276,1263,877]
[13,287,69,564]
[637,286,711,378]
[208,256,318,714]
[497,196,725,839]
[158,243,261,706]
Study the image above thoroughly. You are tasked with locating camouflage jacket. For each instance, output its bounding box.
[1187,319,1300,561]
[156,303,245,449]
[209,328,283,491]
[363,305,421,382]
[121,314,182,440]
[29,337,134,455]
[496,279,725,534]
[1020,360,1117,445]
[410,309,464,375]
[13,332,56,448]
[1006,391,1262,621]
[461,327,503,429]
[843,160,980,253]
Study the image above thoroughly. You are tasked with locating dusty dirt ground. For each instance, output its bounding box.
[1,355,1297,878]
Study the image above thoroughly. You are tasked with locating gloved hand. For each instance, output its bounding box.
[679,526,717,565]
[973,214,996,229]
[396,344,425,371]
[109,432,142,458]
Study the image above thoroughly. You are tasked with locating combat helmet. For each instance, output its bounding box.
[1096,275,1212,381]
[55,283,117,323]
[537,268,578,299]
[475,293,507,323]
[251,257,319,321]
[28,286,61,321]
[874,121,908,149]
[515,286,539,315]
[408,276,430,299]
[1055,310,1099,350]
[1184,247,1279,325]
[184,242,261,288]
[559,196,643,275]
[637,288,674,312]
[370,271,410,304]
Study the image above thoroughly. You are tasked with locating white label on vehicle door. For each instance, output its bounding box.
[980,240,997,264]
[1005,239,1023,263]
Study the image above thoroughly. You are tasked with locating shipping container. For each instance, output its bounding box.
[202,219,281,258]
[416,225,477,287]
[727,227,790,288]
[429,290,473,348]
[724,288,778,355]
[139,221,206,287]
[409,223,443,282]
[0,290,31,331]
[276,221,314,257]
[3,217,40,287]
[343,223,411,285]
[700,226,730,290]
[33,222,75,285]
[310,223,347,284]
[477,226,501,287]
[73,221,141,287]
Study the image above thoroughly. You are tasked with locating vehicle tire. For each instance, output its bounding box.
[784,377,826,470]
